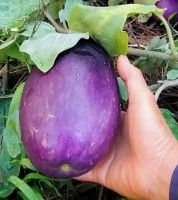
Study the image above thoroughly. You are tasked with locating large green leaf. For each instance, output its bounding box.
[59,0,82,23]
[0,34,19,61]
[6,83,24,128]
[20,22,89,72]
[0,141,20,198]
[3,124,21,158]
[6,43,29,62]
[69,4,163,56]
[21,22,55,39]
[0,33,31,62]
[0,0,50,29]
[134,0,159,5]
[0,98,20,198]
[3,83,24,158]
[108,0,125,6]
[47,0,66,20]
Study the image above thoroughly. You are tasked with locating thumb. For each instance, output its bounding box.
[117,56,155,104]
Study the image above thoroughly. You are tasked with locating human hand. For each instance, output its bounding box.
[75,56,178,200]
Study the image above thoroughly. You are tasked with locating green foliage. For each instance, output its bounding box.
[0,98,20,198]
[0,0,50,29]
[174,39,178,50]
[59,0,82,23]
[0,34,19,61]
[20,22,89,72]
[6,83,24,129]
[23,173,51,182]
[20,158,37,171]
[69,4,163,56]
[134,0,159,5]
[9,176,44,200]
[161,109,178,140]
[134,0,159,23]
[117,77,128,101]
[3,126,21,158]
[108,0,127,6]
[0,99,10,133]
[47,0,66,20]
[4,43,28,62]
[3,83,24,158]
[137,13,152,23]
[0,83,24,197]
[135,36,168,74]
[166,69,178,80]
[0,34,18,51]
[0,141,20,198]
[21,22,55,39]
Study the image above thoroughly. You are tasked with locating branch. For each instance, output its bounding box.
[127,47,178,61]
[155,14,176,54]
[43,9,68,34]
[149,83,161,93]
[155,79,178,101]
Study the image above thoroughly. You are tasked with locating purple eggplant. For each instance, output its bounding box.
[156,0,178,23]
[20,40,121,178]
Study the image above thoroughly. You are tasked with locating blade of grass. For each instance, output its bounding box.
[8,176,44,200]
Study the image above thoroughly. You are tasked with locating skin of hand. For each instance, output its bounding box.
[75,56,178,200]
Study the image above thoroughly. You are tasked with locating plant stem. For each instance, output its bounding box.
[43,9,68,34]
[155,79,178,101]
[149,83,161,93]
[155,14,177,54]
[127,47,178,61]
[97,186,104,200]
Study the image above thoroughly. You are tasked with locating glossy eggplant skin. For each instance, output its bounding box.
[157,0,178,22]
[20,40,121,178]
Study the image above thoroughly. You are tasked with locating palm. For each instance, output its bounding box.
[75,56,176,200]
[77,99,171,199]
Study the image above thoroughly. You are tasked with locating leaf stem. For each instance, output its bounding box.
[127,47,178,61]
[97,186,104,200]
[43,9,68,34]
[155,79,178,101]
[155,14,177,54]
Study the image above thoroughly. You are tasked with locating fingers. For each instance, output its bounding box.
[117,56,155,105]
[117,56,169,135]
